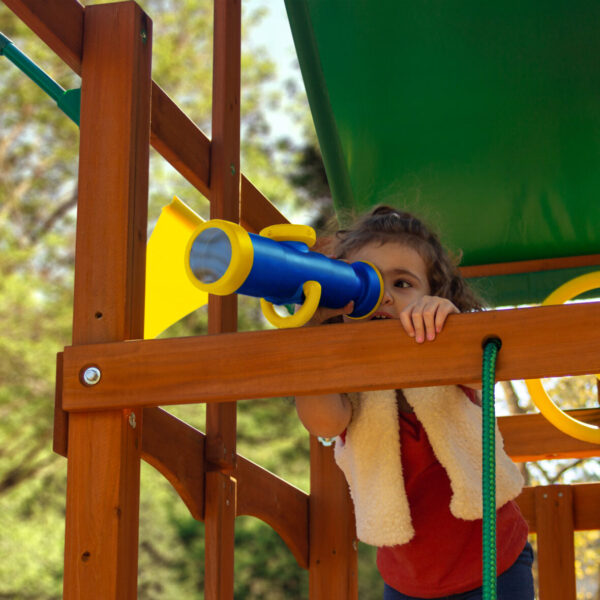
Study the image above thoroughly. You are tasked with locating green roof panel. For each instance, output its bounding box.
[285,0,600,305]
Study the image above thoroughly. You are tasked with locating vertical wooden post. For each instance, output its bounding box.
[535,485,577,600]
[309,437,358,599]
[63,2,152,598]
[204,1,241,599]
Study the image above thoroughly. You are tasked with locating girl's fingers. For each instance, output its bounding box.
[403,297,460,342]
[410,304,427,343]
[400,307,416,338]
[421,302,437,341]
[434,301,459,333]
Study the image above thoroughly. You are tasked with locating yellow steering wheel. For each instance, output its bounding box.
[525,272,600,444]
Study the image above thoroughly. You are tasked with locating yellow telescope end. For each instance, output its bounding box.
[186,219,254,296]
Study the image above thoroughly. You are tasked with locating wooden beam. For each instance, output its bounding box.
[516,483,600,533]
[150,82,210,199]
[2,0,84,73]
[309,437,358,599]
[139,407,310,567]
[240,176,288,232]
[4,0,288,231]
[236,455,309,569]
[52,352,68,456]
[572,482,600,531]
[534,486,577,600]
[205,0,241,472]
[461,254,600,278]
[204,2,241,598]
[141,407,204,521]
[499,409,600,462]
[62,4,151,598]
[61,302,600,411]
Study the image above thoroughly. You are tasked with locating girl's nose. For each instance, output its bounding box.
[381,287,393,305]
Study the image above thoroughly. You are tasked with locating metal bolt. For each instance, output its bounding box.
[140,29,147,43]
[81,366,101,386]
[128,412,136,429]
[230,164,236,174]
[558,492,563,498]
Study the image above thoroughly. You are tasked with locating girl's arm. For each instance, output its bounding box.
[295,300,354,437]
[295,393,352,438]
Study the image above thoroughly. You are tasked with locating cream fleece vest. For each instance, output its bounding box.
[334,386,524,547]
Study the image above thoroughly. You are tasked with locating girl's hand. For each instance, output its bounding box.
[399,295,458,343]
[304,301,354,326]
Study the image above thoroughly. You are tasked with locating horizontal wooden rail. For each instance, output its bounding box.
[499,409,600,462]
[61,302,600,411]
[4,0,289,233]
[461,254,600,278]
[517,482,600,533]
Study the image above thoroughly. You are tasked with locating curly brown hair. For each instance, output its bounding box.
[333,205,485,312]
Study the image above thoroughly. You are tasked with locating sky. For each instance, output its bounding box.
[247,0,306,142]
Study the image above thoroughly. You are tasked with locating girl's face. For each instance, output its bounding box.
[344,241,431,320]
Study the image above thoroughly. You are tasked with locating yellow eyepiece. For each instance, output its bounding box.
[185,219,254,296]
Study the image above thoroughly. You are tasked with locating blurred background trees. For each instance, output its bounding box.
[0,1,597,598]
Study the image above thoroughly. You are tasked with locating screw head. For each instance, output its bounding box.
[128,412,136,429]
[81,366,101,386]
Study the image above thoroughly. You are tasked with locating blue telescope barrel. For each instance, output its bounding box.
[185,221,383,328]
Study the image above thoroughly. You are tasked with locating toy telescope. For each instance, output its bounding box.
[186,221,384,328]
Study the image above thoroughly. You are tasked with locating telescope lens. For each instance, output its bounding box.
[189,228,232,283]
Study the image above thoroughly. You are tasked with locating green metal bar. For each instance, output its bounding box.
[0,31,80,125]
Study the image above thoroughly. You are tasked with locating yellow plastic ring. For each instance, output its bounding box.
[525,271,600,444]
[259,224,316,247]
[345,261,385,320]
[260,281,322,328]
[185,219,254,296]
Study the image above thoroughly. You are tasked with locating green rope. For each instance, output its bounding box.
[482,338,501,600]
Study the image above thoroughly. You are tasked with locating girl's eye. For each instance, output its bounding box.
[394,279,411,289]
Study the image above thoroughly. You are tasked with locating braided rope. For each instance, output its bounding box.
[482,338,502,600]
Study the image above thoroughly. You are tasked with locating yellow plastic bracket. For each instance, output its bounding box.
[259,223,316,247]
[261,280,322,329]
[525,271,600,444]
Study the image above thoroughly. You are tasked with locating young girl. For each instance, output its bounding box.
[296,206,534,600]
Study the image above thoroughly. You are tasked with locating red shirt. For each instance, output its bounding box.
[376,392,529,597]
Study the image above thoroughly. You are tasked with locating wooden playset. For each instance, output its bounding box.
[3,1,600,598]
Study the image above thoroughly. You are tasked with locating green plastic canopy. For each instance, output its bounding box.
[285,0,600,306]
